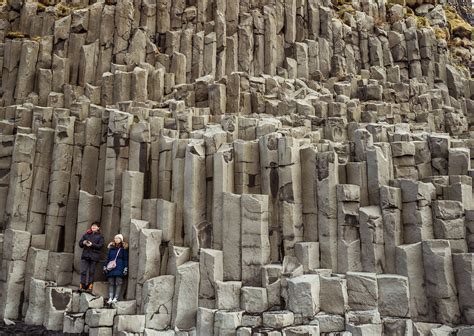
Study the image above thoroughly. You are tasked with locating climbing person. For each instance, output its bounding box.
[78,223,105,291]
[104,234,128,304]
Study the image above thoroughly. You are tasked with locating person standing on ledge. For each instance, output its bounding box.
[78,223,104,291]
[104,234,128,304]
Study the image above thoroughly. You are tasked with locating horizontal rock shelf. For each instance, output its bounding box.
[0,0,473,335]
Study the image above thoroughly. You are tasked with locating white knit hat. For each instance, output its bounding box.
[114,234,124,242]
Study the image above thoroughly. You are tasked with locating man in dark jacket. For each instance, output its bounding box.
[79,223,104,291]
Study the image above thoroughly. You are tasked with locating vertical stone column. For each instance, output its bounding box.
[429,134,450,176]
[171,52,186,85]
[73,191,102,278]
[80,117,101,194]
[14,40,39,102]
[1,39,22,106]
[225,74,241,116]
[156,199,176,244]
[64,119,85,253]
[94,109,110,197]
[241,194,270,286]
[234,140,260,195]
[252,9,264,76]
[78,42,99,87]
[158,135,174,201]
[142,275,174,329]
[68,33,87,86]
[126,219,149,300]
[0,229,31,319]
[4,133,36,230]
[432,200,467,253]
[300,146,318,243]
[121,171,144,238]
[45,117,75,251]
[215,11,226,80]
[149,69,165,103]
[212,144,234,250]
[238,14,253,75]
[259,133,281,261]
[209,84,226,115]
[192,31,204,81]
[278,137,303,257]
[156,0,170,34]
[137,228,162,307]
[284,0,296,44]
[101,110,133,243]
[113,0,134,64]
[380,186,402,274]
[395,243,431,321]
[23,246,49,315]
[400,180,435,244]
[180,28,193,81]
[422,240,461,324]
[295,42,309,79]
[130,66,148,102]
[148,117,164,198]
[199,248,223,308]
[367,143,392,205]
[172,261,200,329]
[37,69,52,106]
[203,33,217,79]
[0,134,15,230]
[453,253,474,324]
[222,192,241,281]
[166,245,191,276]
[413,140,432,179]
[225,34,238,75]
[391,142,417,180]
[466,210,474,252]
[317,151,339,271]
[337,184,362,273]
[128,121,151,175]
[346,161,369,207]
[359,206,385,273]
[171,138,187,246]
[183,140,206,256]
[113,70,132,103]
[264,6,277,76]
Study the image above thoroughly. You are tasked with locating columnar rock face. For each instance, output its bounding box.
[0,0,473,335]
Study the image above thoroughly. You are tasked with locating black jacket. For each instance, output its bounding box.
[79,230,104,261]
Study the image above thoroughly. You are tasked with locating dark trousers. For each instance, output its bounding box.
[80,259,97,285]
[108,277,123,299]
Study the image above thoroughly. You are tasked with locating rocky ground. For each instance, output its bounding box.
[0,0,473,335]
[0,320,77,335]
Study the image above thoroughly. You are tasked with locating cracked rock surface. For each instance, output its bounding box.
[0,0,473,335]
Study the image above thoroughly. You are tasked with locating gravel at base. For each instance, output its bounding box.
[0,321,86,335]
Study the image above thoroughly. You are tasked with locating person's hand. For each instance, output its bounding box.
[123,267,128,276]
[103,266,107,273]
[85,241,92,247]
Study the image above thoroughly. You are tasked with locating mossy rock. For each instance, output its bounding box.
[434,27,448,40]
[39,0,59,5]
[450,19,473,39]
[415,15,430,28]
[55,2,72,17]
[36,2,47,12]
[337,4,355,17]
[444,5,473,39]
[6,31,26,39]
[388,0,406,6]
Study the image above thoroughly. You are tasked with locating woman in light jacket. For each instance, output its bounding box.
[103,234,128,304]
